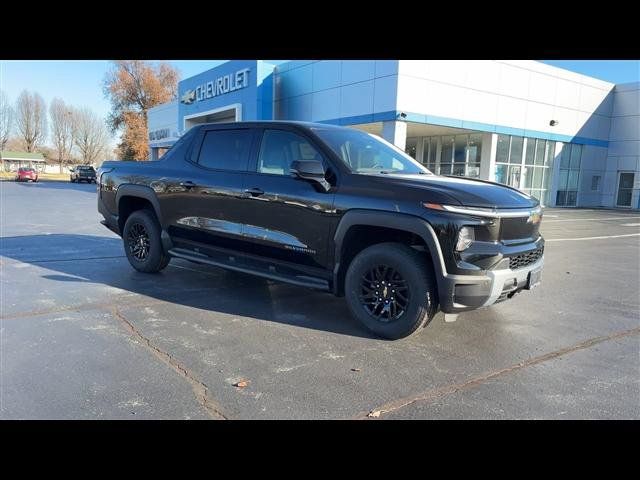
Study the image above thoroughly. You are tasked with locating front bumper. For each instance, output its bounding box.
[439,255,543,313]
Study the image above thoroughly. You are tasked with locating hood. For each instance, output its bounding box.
[362,173,538,209]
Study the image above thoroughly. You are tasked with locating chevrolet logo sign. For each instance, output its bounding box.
[180,90,196,105]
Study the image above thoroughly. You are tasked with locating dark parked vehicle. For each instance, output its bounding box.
[97,121,544,339]
[71,166,97,183]
[15,167,38,182]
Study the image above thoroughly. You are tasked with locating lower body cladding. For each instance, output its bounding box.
[439,256,544,315]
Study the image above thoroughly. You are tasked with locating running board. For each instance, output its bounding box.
[168,247,330,291]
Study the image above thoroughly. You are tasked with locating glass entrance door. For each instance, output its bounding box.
[508,165,521,188]
[616,172,635,207]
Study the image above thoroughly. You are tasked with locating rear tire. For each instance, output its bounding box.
[344,242,438,340]
[122,209,170,273]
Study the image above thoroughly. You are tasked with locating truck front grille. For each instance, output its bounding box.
[500,216,540,241]
[509,247,543,270]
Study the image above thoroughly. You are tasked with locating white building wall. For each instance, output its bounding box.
[147,101,179,140]
[576,145,609,207]
[147,101,180,160]
[603,82,640,208]
[396,60,615,142]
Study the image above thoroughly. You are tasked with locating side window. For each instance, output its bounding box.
[257,129,322,176]
[197,129,253,171]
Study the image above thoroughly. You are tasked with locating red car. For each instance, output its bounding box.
[15,167,39,182]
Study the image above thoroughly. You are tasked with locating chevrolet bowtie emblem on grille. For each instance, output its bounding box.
[527,211,542,224]
[181,90,196,105]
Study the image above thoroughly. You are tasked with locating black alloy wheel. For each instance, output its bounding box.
[359,264,410,322]
[127,223,151,261]
[344,242,438,339]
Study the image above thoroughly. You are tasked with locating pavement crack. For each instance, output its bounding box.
[358,326,640,419]
[110,306,228,420]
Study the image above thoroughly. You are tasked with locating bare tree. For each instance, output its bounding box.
[15,90,47,152]
[49,98,75,173]
[72,107,109,165]
[0,90,13,152]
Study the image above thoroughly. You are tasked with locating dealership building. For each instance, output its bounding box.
[148,60,640,209]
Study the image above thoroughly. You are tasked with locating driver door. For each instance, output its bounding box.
[241,127,338,270]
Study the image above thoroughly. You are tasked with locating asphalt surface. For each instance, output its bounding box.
[1,180,638,419]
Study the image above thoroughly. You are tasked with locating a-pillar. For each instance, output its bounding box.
[381,120,407,151]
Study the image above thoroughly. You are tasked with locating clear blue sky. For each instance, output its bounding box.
[1,59,637,146]
[540,60,639,85]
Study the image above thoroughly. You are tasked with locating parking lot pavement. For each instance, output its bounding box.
[1,181,639,419]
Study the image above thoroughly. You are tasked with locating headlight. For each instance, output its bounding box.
[456,226,475,251]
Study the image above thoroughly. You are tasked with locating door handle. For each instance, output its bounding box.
[180,181,197,189]
[244,187,264,197]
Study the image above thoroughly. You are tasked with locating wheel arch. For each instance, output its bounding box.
[332,210,446,298]
[115,185,172,253]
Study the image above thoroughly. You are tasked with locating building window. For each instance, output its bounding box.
[509,136,524,165]
[423,134,481,178]
[439,136,454,175]
[422,137,437,172]
[495,135,524,189]
[496,135,555,205]
[405,138,418,159]
[591,175,601,191]
[556,143,582,206]
[496,134,510,163]
[521,139,555,205]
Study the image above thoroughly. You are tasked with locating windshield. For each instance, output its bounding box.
[313,128,432,175]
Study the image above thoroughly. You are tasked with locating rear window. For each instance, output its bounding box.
[20,168,35,172]
[197,129,253,171]
[78,166,95,171]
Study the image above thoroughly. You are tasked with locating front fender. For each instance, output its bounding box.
[331,209,447,299]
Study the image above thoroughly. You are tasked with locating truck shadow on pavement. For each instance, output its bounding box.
[1,233,380,339]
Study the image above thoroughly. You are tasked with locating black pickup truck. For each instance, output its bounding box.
[70,165,97,183]
[97,121,544,339]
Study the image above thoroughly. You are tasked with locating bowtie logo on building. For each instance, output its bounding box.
[181,90,196,105]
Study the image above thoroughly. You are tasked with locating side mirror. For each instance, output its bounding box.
[290,160,330,192]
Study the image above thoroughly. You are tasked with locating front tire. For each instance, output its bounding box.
[122,209,170,273]
[344,242,438,340]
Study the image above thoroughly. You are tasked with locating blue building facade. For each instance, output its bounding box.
[147,60,639,209]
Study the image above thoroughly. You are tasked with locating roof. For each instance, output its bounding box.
[0,150,46,162]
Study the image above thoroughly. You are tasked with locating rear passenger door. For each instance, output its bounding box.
[167,126,257,255]
[241,128,337,270]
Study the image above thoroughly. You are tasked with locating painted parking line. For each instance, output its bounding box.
[621,223,640,227]
[544,216,640,223]
[546,233,640,242]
